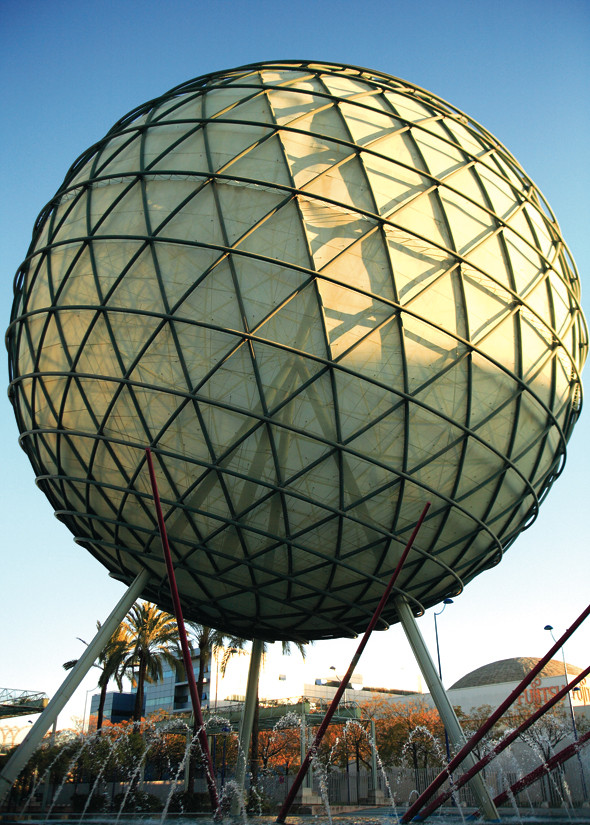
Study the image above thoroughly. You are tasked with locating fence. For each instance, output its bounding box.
[203,754,589,810]
[7,750,589,813]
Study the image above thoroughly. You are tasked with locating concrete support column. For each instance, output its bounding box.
[395,596,499,821]
[233,638,263,811]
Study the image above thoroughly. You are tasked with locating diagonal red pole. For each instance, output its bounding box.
[403,600,590,822]
[145,448,220,815]
[416,662,590,819]
[276,501,430,824]
[491,728,590,809]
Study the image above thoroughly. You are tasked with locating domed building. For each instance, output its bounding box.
[303,655,589,727]
[450,657,583,690]
[441,657,588,721]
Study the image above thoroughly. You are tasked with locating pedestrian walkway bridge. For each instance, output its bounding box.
[0,688,48,719]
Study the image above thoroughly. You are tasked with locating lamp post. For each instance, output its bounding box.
[544,624,587,801]
[434,599,453,682]
[434,599,453,762]
[82,685,99,733]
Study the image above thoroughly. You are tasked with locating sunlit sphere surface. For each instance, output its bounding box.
[7,61,587,641]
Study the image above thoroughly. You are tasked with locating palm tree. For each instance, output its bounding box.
[121,602,182,723]
[187,624,228,703]
[63,622,132,734]
[187,624,248,701]
[184,624,245,796]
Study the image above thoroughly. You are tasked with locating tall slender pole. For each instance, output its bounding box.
[545,624,588,800]
[417,662,590,819]
[145,448,219,814]
[434,599,453,763]
[396,596,500,822]
[0,569,150,804]
[402,600,590,822]
[276,501,430,824]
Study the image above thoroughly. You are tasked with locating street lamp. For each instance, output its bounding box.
[544,624,587,801]
[82,685,99,734]
[434,599,454,681]
[434,598,453,763]
[544,625,579,737]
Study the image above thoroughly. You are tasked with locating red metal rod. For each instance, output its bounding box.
[276,501,430,824]
[492,728,590,809]
[416,663,590,819]
[402,600,590,822]
[145,448,220,814]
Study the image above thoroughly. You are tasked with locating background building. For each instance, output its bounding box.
[89,692,137,726]
[90,646,588,733]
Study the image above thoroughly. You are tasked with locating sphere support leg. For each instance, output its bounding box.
[233,637,264,813]
[395,596,500,822]
[0,569,150,805]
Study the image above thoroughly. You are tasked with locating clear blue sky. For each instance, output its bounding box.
[1,0,588,729]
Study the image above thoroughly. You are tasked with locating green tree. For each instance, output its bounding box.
[121,602,182,723]
[258,724,301,774]
[1,729,80,809]
[63,622,132,734]
[510,702,574,805]
[187,625,245,702]
[457,703,507,761]
[249,641,307,793]
[363,698,446,770]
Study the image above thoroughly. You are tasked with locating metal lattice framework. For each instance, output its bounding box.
[0,688,48,719]
[6,60,587,642]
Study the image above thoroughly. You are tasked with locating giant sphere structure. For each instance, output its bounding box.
[7,61,587,641]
